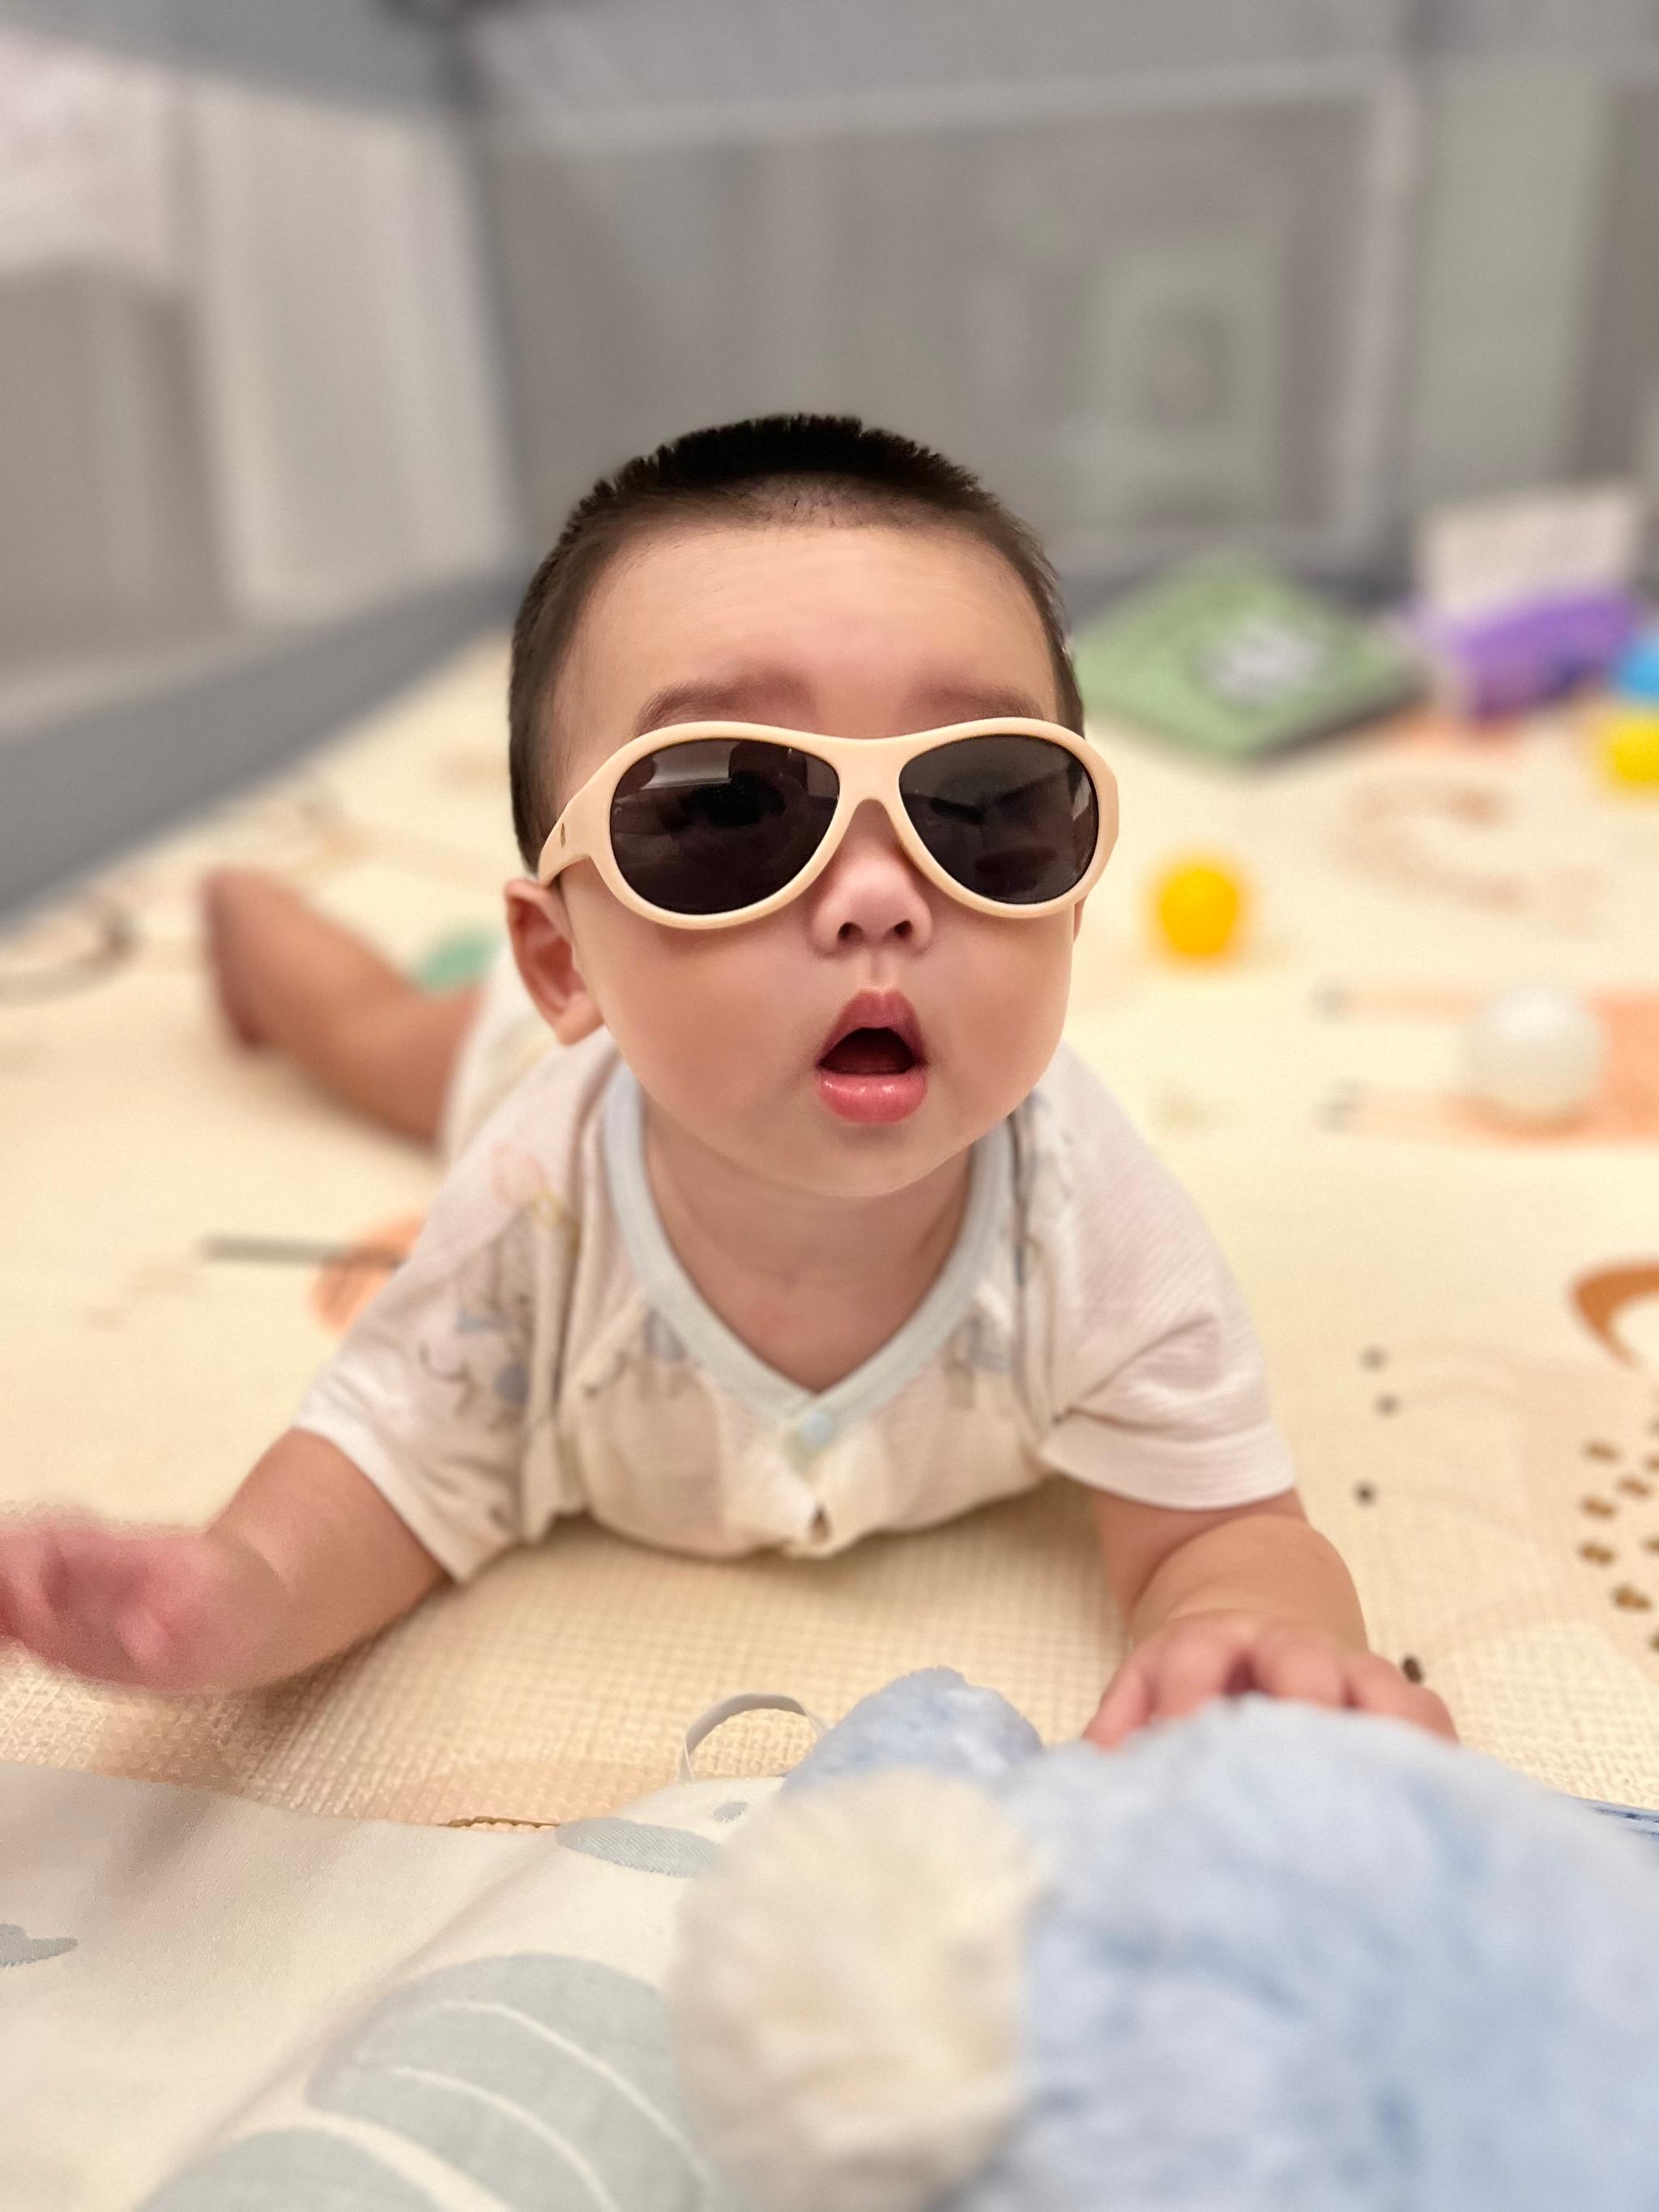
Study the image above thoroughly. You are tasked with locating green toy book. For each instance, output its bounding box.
[1071,555,1425,760]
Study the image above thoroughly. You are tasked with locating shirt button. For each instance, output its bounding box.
[798,1409,837,1452]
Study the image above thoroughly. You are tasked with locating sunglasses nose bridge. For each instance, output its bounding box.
[831,744,912,844]
[806,794,947,935]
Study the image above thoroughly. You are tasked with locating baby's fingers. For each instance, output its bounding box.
[1249,1634,1350,1711]
[0,1524,78,1668]
[0,1519,164,1681]
[1346,1652,1459,1741]
[46,1521,167,1672]
[49,1519,154,1603]
[1086,1625,1247,1747]
[1144,1620,1259,1725]
[53,1524,228,1684]
[0,1529,26,1643]
[1084,1659,1154,1750]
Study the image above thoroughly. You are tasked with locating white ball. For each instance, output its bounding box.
[1463,987,1606,1127]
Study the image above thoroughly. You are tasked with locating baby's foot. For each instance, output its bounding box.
[0,1515,289,1694]
[200,867,289,1047]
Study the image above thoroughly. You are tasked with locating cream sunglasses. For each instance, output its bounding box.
[535,718,1119,929]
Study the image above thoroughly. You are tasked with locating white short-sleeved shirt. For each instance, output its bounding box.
[296,1027,1294,1580]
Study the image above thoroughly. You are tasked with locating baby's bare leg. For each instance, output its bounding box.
[0,1432,445,1694]
[203,868,481,1144]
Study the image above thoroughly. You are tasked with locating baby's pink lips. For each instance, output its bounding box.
[816,991,928,1068]
[814,992,929,1125]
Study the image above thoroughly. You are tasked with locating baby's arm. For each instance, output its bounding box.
[1084,1490,1456,1745]
[0,1430,444,1694]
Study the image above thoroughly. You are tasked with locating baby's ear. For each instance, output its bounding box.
[504,879,603,1045]
[670,1769,1038,2212]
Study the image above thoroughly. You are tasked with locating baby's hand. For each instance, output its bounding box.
[0,1516,288,1694]
[1085,1609,1456,1750]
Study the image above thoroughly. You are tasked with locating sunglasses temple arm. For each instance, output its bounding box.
[537,794,594,887]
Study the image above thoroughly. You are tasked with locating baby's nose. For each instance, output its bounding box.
[808,803,934,952]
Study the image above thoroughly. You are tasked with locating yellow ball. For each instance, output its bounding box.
[1153,858,1248,961]
[1601,707,1659,788]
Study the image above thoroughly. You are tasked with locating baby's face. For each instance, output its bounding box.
[522,518,1081,1200]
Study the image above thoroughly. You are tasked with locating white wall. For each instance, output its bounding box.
[1402,66,1610,516]
[185,80,517,624]
[0,27,219,655]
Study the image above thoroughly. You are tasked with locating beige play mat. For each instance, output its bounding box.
[3,638,1659,1823]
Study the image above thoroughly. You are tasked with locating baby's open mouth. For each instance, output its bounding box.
[818,1027,919,1076]
[814,992,929,1124]
[815,991,928,1074]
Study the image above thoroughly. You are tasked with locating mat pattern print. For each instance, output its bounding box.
[3,642,1658,1821]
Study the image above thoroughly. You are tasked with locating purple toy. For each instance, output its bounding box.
[1412,588,1642,721]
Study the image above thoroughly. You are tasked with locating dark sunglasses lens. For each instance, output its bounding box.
[608,740,838,916]
[900,735,1098,905]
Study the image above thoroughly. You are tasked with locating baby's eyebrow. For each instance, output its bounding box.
[632,677,1052,736]
[913,685,1051,723]
[632,676,804,735]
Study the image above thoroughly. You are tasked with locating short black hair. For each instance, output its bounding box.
[507,413,1083,867]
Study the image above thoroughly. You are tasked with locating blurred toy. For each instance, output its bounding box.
[1072,556,1424,761]
[1611,633,1659,701]
[1601,714,1659,786]
[1464,984,1606,1128]
[1320,982,1658,1148]
[411,923,501,993]
[1596,633,1659,788]
[1152,856,1248,960]
[1412,484,1643,720]
[672,1670,1659,2212]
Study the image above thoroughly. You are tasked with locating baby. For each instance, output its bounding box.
[0,416,1452,1748]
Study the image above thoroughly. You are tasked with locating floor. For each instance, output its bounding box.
[2,640,1658,1822]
